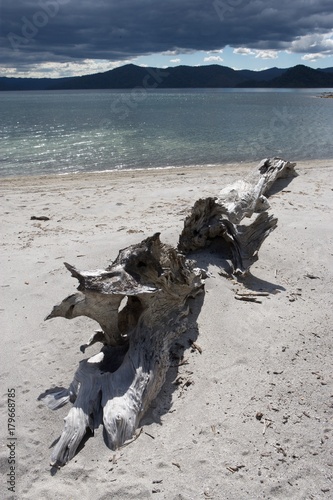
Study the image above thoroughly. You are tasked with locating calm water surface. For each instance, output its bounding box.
[0,88,332,177]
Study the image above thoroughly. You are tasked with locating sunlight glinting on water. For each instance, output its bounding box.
[0,89,332,176]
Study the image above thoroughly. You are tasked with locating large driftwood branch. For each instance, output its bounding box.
[178,157,297,274]
[40,157,297,465]
[41,233,203,465]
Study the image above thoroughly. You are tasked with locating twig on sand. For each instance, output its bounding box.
[235,295,262,303]
[304,273,320,279]
[226,465,245,473]
[121,427,144,447]
[262,418,273,435]
[31,215,50,221]
[144,431,155,439]
[172,462,181,469]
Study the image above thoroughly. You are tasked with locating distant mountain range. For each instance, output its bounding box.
[1,64,333,91]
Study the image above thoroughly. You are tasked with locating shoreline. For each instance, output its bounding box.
[1,157,333,189]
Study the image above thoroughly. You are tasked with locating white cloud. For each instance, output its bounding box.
[161,48,196,56]
[206,49,224,54]
[302,53,327,62]
[233,47,278,59]
[288,31,333,55]
[0,59,134,78]
[254,50,278,59]
[162,50,181,56]
[170,58,181,63]
[203,55,223,62]
[233,48,256,56]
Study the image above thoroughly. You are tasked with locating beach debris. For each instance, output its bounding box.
[30,215,50,221]
[174,376,185,385]
[262,418,273,435]
[41,233,204,466]
[40,157,298,466]
[109,454,117,464]
[175,376,194,397]
[144,431,155,440]
[282,414,290,424]
[260,452,272,458]
[255,411,273,433]
[236,290,269,297]
[234,295,262,303]
[273,444,287,457]
[121,427,144,447]
[304,273,320,279]
[226,465,245,473]
[287,289,304,301]
[172,462,181,469]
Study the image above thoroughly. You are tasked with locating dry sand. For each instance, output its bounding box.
[1,160,332,499]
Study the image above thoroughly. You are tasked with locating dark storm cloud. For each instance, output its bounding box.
[0,0,332,67]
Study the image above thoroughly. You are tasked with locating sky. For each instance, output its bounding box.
[0,0,332,78]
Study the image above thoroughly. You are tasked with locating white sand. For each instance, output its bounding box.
[1,160,332,499]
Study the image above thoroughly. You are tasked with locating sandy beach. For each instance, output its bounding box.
[1,159,332,499]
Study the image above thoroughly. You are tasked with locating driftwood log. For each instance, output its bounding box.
[178,157,297,273]
[40,157,297,465]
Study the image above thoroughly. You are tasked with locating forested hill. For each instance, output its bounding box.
[1,64,333,91]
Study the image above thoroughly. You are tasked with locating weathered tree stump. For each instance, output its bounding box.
[40,157,297,465]
[41,233,203,465]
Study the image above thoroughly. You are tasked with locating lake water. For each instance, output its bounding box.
[0,88,333,177]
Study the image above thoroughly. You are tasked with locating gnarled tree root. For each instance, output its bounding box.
[40,233,203,465]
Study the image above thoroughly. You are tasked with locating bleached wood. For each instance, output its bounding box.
[217,157,296,223]
[178,157,297,274]
[40,157,297,465]
[42,233,203,465]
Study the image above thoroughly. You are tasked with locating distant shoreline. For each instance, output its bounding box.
[1,63,333,91]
